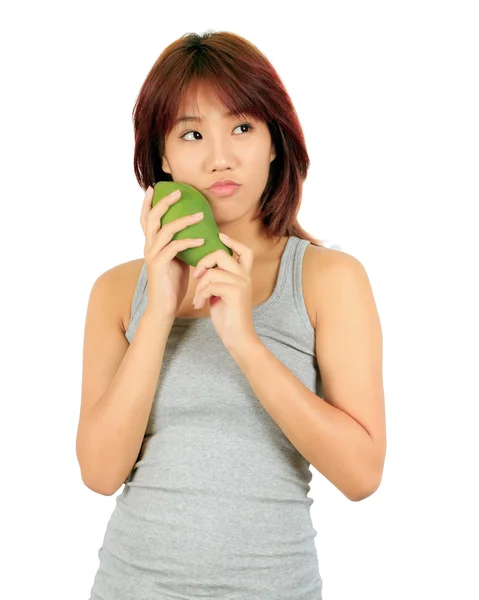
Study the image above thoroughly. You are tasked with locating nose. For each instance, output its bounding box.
[205,134,236,169]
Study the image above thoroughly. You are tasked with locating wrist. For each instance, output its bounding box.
[140,309,175,332]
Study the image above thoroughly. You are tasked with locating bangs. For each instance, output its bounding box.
[162,66,271,137]
[132,31,326,248]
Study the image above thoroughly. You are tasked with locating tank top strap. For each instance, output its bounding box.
[128,261,147,331]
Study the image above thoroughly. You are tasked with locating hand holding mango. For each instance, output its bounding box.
[152,182,233,268]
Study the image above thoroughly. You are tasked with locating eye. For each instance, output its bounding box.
[233,123,253,135]
[180,123,254,141]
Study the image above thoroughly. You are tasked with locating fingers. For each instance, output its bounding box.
[140,186,181,236]
[149,209,204,255]
[193,274,248,309]
[193,248,243,279]
[140,186,155,234]
[140,185,208,263]
[218,234,254,274]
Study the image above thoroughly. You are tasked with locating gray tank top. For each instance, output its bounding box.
[89,235,324,599]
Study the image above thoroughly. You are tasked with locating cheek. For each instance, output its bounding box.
[246,151,272,182]
[244,146,268,168]
[166,151,198,176]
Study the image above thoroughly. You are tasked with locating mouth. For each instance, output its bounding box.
[207,183,240,197]
[208,179,240,190]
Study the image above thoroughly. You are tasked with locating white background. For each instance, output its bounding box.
[1,1,478,599]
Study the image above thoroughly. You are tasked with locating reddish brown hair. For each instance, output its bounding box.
[132,31,326,247]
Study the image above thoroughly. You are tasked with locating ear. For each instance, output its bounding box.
[270,144,276,162]
[162,155,171,174]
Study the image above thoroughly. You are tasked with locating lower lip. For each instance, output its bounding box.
[208,184,239,197]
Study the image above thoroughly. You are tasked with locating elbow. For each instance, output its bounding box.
[347,483,379,502]
[347,471,384,502]
[81,471,121,496]
[348,440,386,501]
[78,458,124,496]
[77,444,124,496]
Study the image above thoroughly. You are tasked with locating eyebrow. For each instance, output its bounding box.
[173,110,238,127]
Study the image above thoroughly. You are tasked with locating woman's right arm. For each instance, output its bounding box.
[76,266,173,496]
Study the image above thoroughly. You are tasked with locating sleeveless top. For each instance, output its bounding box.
[89,235,324,600]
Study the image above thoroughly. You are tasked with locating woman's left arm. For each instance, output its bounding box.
[230,252,386,502]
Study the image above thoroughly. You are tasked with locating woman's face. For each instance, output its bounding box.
[161,81,276,227]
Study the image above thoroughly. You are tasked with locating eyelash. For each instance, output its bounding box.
[180,123,254,140]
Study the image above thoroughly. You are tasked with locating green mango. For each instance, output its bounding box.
[151,181,233,268]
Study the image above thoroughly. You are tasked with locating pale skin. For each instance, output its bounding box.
[161,80,278,262]
[159,81,386,500]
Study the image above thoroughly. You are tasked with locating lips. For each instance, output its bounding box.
[207,183,240,197]
[208,179,239,189]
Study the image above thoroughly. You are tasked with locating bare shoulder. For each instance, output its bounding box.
[98,258,145,333]
[303,244,367,328]
[305,243,358,270]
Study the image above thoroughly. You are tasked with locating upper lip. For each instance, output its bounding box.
[208,179,240,189]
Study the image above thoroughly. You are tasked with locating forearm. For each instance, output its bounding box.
[77,312,173,495]
[231,338,378,501]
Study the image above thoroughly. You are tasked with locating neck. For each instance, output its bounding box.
[217,223,283,262]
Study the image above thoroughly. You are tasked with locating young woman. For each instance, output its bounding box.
[77,31,386,600]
